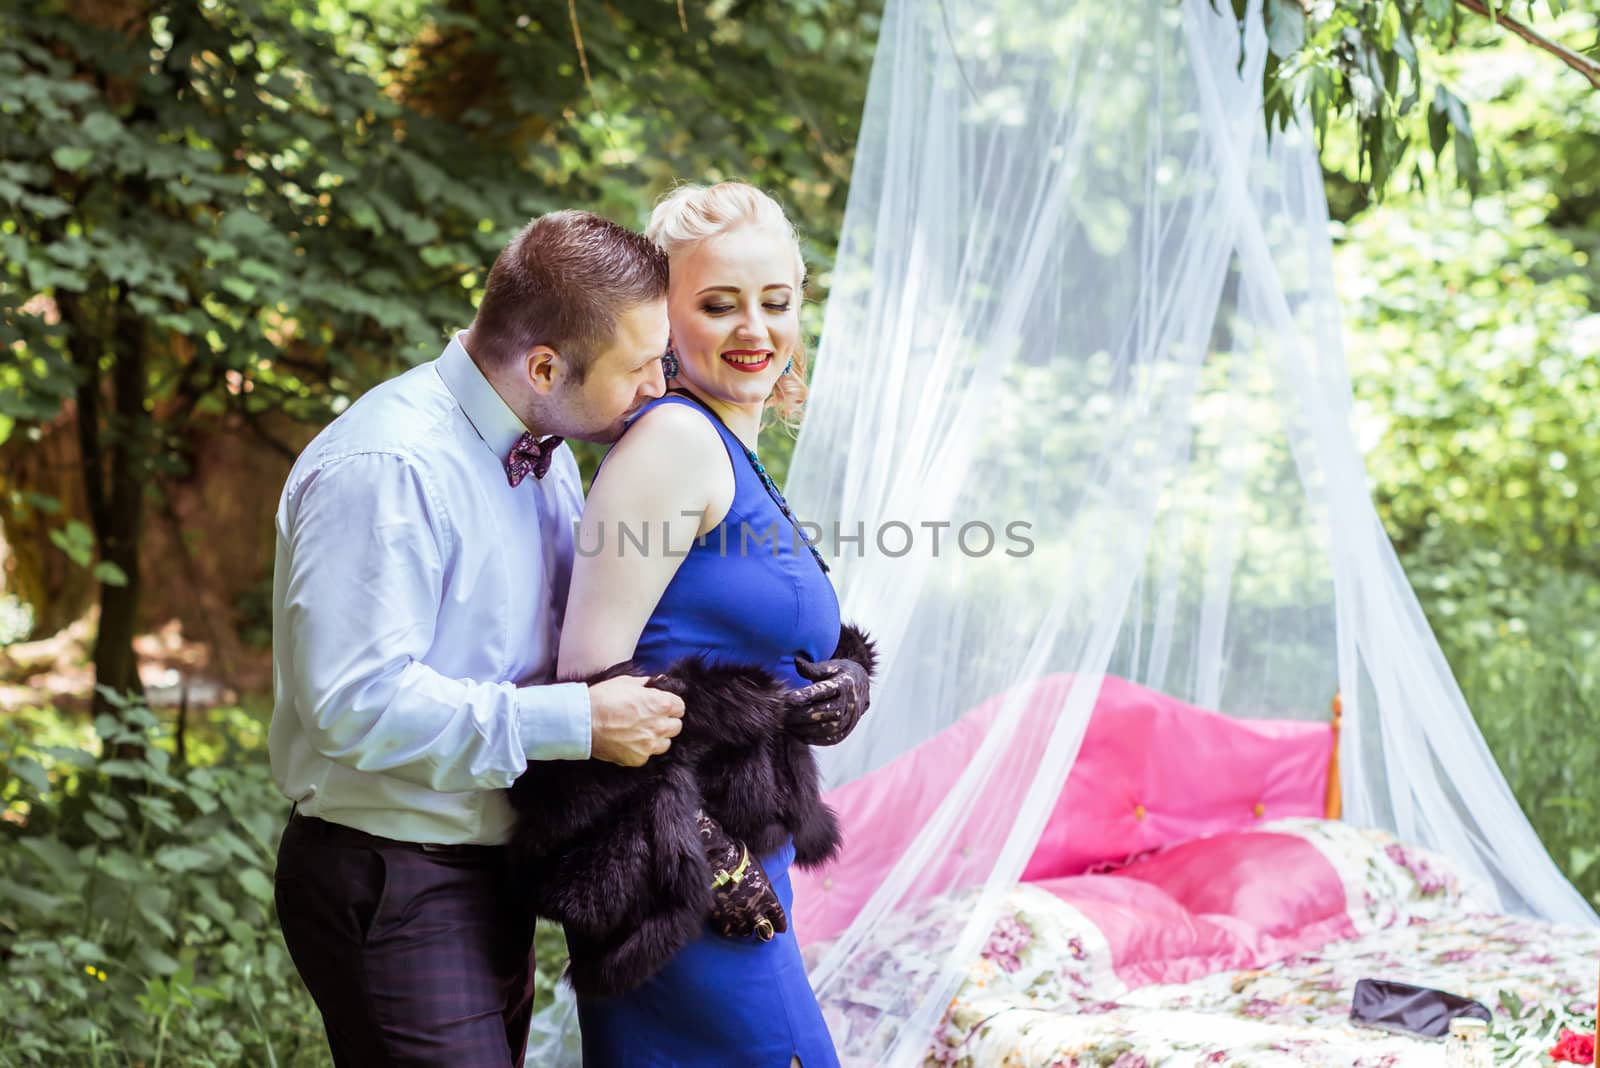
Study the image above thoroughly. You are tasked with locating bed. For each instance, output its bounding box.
[792,677,1599,1066]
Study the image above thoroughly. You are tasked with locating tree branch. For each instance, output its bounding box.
[1456,0,1600,90]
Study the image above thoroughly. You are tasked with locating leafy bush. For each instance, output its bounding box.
[0,696,581,1066]
[0,696,327,1066]
[1403,533,1600,909]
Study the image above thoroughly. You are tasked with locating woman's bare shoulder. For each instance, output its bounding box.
[589,400,733,511]
[626,399,728,452]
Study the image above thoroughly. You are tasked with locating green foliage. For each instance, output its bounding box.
[0,700,327,1066]
[1338,21,1600,573]
[1227,0,1599,196]
[0,694,580,1066]
[1341,193,1599,569]
[0,0,877,436]
[1335,22,1600,907]
[1408,535,1600,906]
[533,921,571,1016]
[1490,991,1595,1064]
[0,1,555,428]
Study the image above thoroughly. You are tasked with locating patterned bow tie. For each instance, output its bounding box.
[505,432,563,487]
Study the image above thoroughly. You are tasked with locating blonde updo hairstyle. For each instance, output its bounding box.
[646,181,808,427]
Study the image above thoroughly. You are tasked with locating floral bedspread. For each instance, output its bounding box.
[813,820,1598,1067]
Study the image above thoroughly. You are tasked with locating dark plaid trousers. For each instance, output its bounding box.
[274,812,539,1067]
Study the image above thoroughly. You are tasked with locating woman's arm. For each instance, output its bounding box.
[558,402,735,678]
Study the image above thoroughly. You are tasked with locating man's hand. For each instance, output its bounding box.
[784,655,870,746]
[588,675,684,767]
[697,811,787,941]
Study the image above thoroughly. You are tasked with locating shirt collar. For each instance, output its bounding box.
[436,332,530,461]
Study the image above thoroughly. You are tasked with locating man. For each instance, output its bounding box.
[269,210,685,1067]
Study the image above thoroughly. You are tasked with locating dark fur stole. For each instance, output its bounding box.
[830,621,880,682]
[506,624,878,998]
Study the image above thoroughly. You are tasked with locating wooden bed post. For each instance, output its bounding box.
[1325,692,1343,821]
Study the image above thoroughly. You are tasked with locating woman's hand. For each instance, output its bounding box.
[697,811,787,941]
[783,655,870,746]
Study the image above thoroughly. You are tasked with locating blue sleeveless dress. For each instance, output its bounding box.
[577,394,843,1068]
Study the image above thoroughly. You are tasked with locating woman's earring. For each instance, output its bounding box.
[782,357,793,376]
[662,345,680,379]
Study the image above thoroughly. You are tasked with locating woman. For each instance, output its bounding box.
[510,182,874,1066]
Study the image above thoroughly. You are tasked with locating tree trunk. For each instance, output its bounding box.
[94,292,149,723]
[92,498,144,721]
[60,288,149,724]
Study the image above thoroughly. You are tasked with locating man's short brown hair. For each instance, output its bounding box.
[470,210,669,378]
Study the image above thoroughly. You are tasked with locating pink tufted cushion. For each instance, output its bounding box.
[791,674,1335,947]
[1020,675,1334,881]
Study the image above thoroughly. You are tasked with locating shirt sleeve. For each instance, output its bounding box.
[278,451,591,793]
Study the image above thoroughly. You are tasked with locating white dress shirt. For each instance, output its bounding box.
[269,333,591,845]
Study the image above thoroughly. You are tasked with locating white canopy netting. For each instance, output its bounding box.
[776,0,1597,1062]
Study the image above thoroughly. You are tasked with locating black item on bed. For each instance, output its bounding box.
[1349,978,1493,1039]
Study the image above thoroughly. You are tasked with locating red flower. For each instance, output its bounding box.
[1550,1028,1596,1065]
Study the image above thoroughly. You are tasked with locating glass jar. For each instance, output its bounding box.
[1444,1016,1491,1068]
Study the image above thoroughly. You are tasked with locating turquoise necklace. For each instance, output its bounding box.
[668,389,830,575]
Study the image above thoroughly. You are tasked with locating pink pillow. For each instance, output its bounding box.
[1031,873,1229,976]
[1020,676,1334,881]
[1035,829,1358,987]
